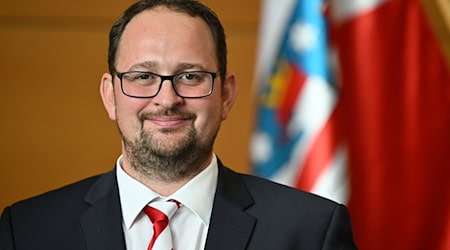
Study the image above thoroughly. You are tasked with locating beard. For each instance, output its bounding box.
[120,109,217,182]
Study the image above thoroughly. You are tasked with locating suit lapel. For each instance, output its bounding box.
[76,163,256,250]
[205,163,256,250]
[79,170,126,250]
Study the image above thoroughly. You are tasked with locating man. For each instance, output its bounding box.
[0,0,357,249]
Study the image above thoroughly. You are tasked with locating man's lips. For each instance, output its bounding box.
[139,110,195,129]
[148,116,191,127]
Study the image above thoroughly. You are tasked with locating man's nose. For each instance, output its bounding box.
[151,79,183,107]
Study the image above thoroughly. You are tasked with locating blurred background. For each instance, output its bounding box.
[0,0,449,249]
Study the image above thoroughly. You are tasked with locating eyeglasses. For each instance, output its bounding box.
[116,71,217,98]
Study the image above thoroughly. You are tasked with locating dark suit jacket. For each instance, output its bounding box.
[0,160,357,249]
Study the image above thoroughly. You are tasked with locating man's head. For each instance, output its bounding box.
[100,0,237,183]
[108,0,227,81]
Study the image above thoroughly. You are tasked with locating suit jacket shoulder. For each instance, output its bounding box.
[205,163,357,250]
[0,170,126,250]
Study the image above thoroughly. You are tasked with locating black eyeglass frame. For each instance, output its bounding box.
[116,70,218,99]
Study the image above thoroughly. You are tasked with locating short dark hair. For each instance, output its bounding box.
[108,0,227,80]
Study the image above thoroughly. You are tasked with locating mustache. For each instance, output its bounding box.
[138,108,196,121]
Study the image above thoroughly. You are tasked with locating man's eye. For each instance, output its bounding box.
[182,73,197,80]
[180,72,203,82]
[123,72,154,82]
[136,73,152,80]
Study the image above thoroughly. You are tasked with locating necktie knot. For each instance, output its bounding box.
[143,200,180,250]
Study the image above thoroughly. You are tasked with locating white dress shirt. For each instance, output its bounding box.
[116,154,218,250]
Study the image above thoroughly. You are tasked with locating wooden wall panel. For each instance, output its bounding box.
[0,27,121,208]
[0,0,260,210]
[421,0,450,67]
[0,0,133,18]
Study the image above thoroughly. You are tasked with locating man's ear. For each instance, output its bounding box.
[100,73,117,121]
[220,72,238,120]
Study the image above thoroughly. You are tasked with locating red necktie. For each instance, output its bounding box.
[144,200,180,250]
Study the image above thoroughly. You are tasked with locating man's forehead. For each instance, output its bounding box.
[128,6,201,26]
[120,6,210,43]
[114,6,217,72]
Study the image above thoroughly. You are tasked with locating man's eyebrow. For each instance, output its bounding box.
[127,61,208,72]
[128,61,157,71]
[176,63,207,71]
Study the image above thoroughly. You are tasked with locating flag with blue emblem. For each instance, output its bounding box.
[251,0,348,203]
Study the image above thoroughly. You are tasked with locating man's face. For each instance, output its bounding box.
[100,7,236,181]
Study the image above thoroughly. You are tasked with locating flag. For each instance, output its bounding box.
[331,0,450,249]
[251,0,349,204]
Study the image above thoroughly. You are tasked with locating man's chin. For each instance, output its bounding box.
[152,134,191,152]
[153,130,188,142]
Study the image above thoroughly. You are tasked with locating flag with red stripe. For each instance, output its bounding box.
[332,0,450,249]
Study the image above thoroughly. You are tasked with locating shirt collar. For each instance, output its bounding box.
[169,154,218,225]
[116,154,218,229]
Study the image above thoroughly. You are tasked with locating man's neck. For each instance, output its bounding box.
[119,155,212,196]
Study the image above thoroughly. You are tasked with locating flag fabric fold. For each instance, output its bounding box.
[332,0,450,249]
